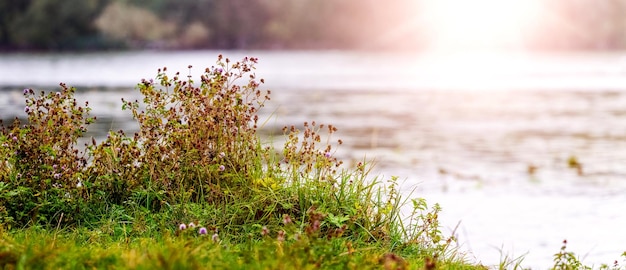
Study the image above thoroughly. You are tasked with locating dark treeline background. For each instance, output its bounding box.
[1,0,626,52]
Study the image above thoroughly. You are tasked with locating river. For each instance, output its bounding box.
[2,50,626,268]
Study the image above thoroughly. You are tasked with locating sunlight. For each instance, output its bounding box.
[419,0,543,52]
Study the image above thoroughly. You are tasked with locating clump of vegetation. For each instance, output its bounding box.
[551,240,626,270]
[0,56,467,269]
[0,85,95,226]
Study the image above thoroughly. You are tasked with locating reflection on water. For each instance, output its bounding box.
[2,51,626,268]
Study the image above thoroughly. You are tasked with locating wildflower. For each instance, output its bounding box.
[277,230,285,242]
[53,173,61,179]
[179,223,187,230]
[324,152,331,158]
[312,220,321,232]
[23,88,29,95]
[219,152,225,158]
[198,227,208,235]
[12,136,17,142]
[261,226,269,236]
[55,92,61,97]
[283,214,292,225]
[211,233,219,242]
[24,106,30,113]
[76,180,83,188]
[188,222,196,228]
[219,165,225,171]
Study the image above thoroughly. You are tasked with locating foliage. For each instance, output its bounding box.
[0,85,94,226]
[0,225,483,270]
[94,1,177,47]
[4,0,626,51]
[551,240,626,270]
[0,55,432,243]
[0,0,110,50]
[0,55,475,268]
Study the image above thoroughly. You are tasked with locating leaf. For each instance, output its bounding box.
[327,213,349,227]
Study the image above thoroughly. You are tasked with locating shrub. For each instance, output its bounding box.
[0,85,94,226]
[0,56,450,256]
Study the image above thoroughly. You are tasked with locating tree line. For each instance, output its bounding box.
[1,0,626,51]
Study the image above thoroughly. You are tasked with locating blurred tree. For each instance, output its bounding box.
[95,1,176,48]
[1,0,108,50]
[150,0,214,48]
[3,0,626,51]
[0,0,31,49]
[261,0,424,50]
[207,0,272,49]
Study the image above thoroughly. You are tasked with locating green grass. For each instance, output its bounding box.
[0,224,482,270]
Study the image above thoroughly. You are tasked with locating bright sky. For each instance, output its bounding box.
[419,0,544,52]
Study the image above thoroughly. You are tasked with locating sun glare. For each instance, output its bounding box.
[420,0,543,52]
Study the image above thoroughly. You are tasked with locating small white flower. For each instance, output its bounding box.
[76,180,83,188]
[188,222,196,228]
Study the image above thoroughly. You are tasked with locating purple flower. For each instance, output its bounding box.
[324,152,331,158]
[179,223,187,230]
[24,106,30,113]
[198,227,208,235]
[219,165,225,171]
[23,88,29,95]
[53,173,61,179]
[12,136,17,142]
